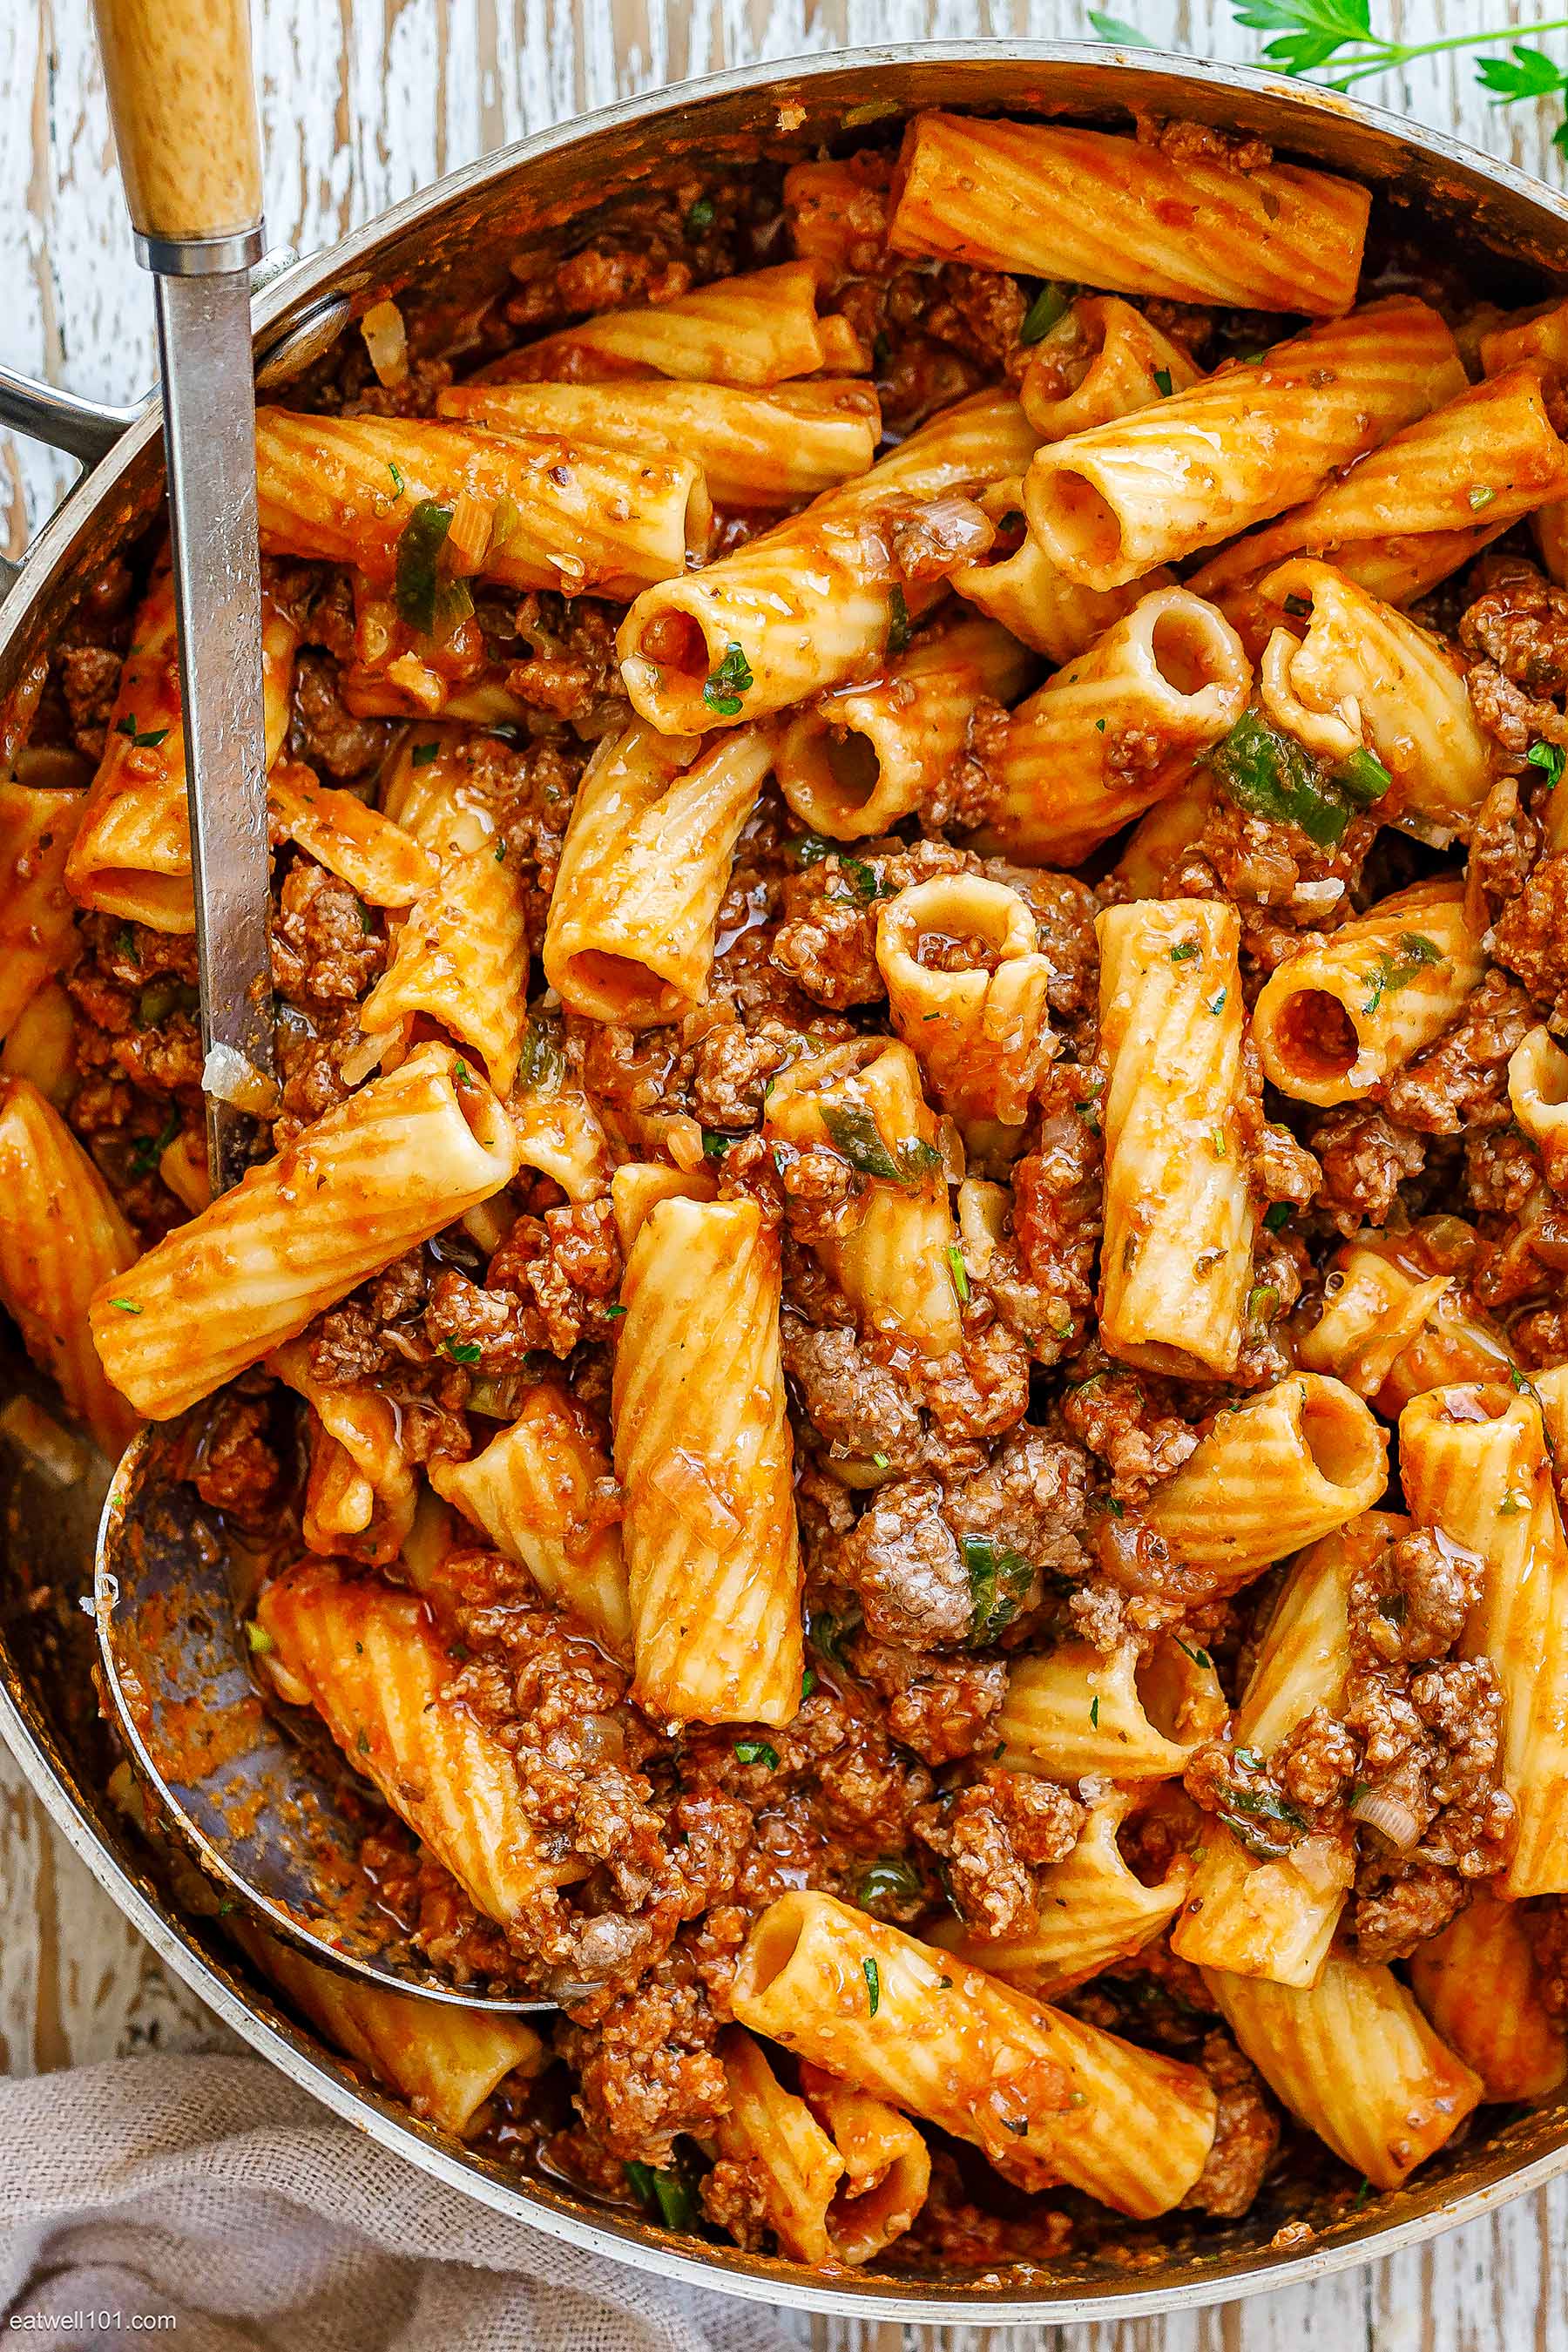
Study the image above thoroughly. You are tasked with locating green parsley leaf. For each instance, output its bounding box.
[734,1738,779,1769]
[1169,940,1200,963]
[387,460,405,497]
[1090,1694,1100,1727]
[129,1108,182,1177]
[886,583,911,659]
[441,1338,483,1365]
[1177,1638,1213,1670]
[1360,932,1443,1018]
[700,1129,733,1162]
[946,1241,970,1305]
[605,1303,627,1320]
[1527,740,1565,790]
[246,1622,275,1654]
[1206,988,1227,1017]
[800,1666,816,1700]
[862,1956,881,2016]
[110,1298,142,1314]
[685,195,716,235]
[702,640,754,718]
[1263,1200,1293,1232]
[115,713,170,749]
[961,1532,1036,1647]
[1152,365,1173,396]
[1017,281,1075,345]
[410,740,441,767]
[821,1102,941,1188]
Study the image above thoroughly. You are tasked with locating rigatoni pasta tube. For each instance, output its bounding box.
[1249,559,1493,837]
[1206,1957,1482,2190]
[1298,1250,1454,1402]
[430,1382,632,1660]
[1024,300,1463,591]
[359,850,531,1094]
[875,874,1052,1127]
[0,783,84,1037]
[618,389,1037,731]
[774,616,1034,841]
[887,114,1369,314]
[66,573,297,932]
[932,1792,1191,1997]
[950,492,1165,663]
[1409,1892,1568,2103]
[482,262,862,388]
[254,408,708,602]
[267,762,437,907]
[1171,1520,1396,1987]
[796,2064,932,2266]
[1251,878,1485,1110]
[995,1633,1227,1782]
[1190,368,1568,604]
[1142,1375,1389,1594]
[1481,309,1568,580]
[256,1558,585,1925]
[1509,1025,1568,1191]
[1020,294,1202,440]
[438,378,880,510]
[1095,897,1251,1379]
[731,1892,1217,2217]
[764,1039,961,1353]
[237,1922,544,2134]
[971,589,1251,865]
[0,1079,139,1456]
[614,1196,802,1727]
[706,2028,847,2264]
[543,720,776,1026]
[270,1338,416,1569]
[90,1044,519,1419]
[1400,1382,1568,1898]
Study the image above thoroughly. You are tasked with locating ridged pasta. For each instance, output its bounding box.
[971,588,1251,864]
[1141,1375,1389,1594]
[875,873,1053,1128]
[1170,1518,1396,1986]
[0,982,76,1109]
[0,782,85,1037]
[1409,1892,1568,2103]
[1020,294,1203,439]
[1298,1249,1456,1402]
[543,720,777,1026]
[618,389,1038,731]
[479,262,866,388]
[1509,1024,1568,1190]
[256,1558,585,1924]
[359,849,531,1093]
[430,1382,632,1659]
[614,1195,803,1726]
[1096,898,1252,1379]
[995,1634,1227,1782]
[91,1044,519,1419]
[255,407,709,602]
[66,572,297,932]
[763,1039,961,1353]
[1480,306,1568,580]
[950,488,1166,662]
[1206,1957,1482,2189]
[732,1891,1217,2218]
[887,115,1369,314]
[269,1337,416,1568]
[1024,300,1463,591]
[774,616,1034,841]
[438,378,881,509]
[0,1078,138,1456]
[267,761,437,906]
[1400,1382,1568,1898]
[1252,877,1485,1109]
[932,1791,1191,1995]
[796,2063,933,2266]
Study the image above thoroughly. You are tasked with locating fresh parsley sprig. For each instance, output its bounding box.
[1089,3,1568,152]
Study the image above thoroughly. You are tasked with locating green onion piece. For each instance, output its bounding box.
[1334,747,1393,807]
[862,1956,881,2016]
[734,1738,779,1768]
[394,499,456,634]
[246,1621,275,1654]
[441,1338,482,1365]
[1206,709,1354,848]
[410,740,441,767]
[946,1242,970,1304]
[1017,281,1075,345]
[685,195,716,235]
[1527,740,1565,789]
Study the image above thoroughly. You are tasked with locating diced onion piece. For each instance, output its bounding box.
[445,490,493,577]
[360,299,409,389]
[648,1447,741,1550]
[202,1044,282,1117]
[0,1395,87,1486]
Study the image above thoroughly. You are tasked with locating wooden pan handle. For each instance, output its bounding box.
[91,0,263,257]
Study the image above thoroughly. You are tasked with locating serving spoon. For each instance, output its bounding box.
[84,0,548,2011]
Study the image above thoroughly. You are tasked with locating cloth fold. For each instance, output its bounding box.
[0,2055,796,2352]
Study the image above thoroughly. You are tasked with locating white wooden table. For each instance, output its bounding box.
[3,2,1568,2342]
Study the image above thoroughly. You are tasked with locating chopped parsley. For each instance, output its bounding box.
[605,1304,626,1320]
[1527,740,1565,789]
[821,1102,940,1188]
[245,1622,275,1655]
[1360,931,1443,1018]
[1468,483,1498,510]
[1017,280,1075,345]
[441,1338,482,1365]
[808,1606,860,1672]
[701,640,754,718]
[946,1242,970,1304]
[1152,365,1173,396]
[684,195,716,235]
[1089,1694,1100,1728]
[115,924,141,966]
[394,499,474,640]
[886,583,911,659]
[1176,1639,1213,1670]
[410,740,441,767]
[114,713,170,749]
[1206,988,1227,1017]
[700,1129,733,1162]
[109,1298,142,1314]
[1169,940,1200,963]
[1247,1283,1280,1324]
[800,1666,816,1700]
[356,1728,371,1754]
[1263,1200,1293,1232]
[962,1532,1035,1647]
[1499,1490,1525,1517]
[734,1738,779,1769]
[387,460,405,497]
[129,1109,182,1177]
[1219,1782,1307,1859]
[862,1956,881,2016]
[451,1060,472,1085]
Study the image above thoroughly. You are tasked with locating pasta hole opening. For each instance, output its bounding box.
[1150,606,1233,699]
[1040,470,1123,571]
[1299,1382,1383,1492]
[824,728,882,811]
[1139,1636,1223,1751]
[734,1896,806,1998]
[1274,990,1360,1085]
[633,610,710,685]
[564,950,675,1025]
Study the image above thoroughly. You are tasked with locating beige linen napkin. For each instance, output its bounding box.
[0,2055,797,2350]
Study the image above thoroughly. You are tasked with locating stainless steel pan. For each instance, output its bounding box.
[3,41,1568,2326]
